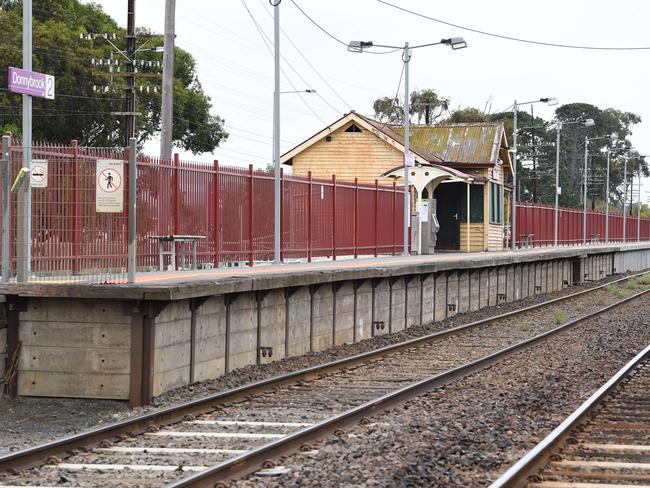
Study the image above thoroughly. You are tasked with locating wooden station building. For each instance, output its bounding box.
[281,112,513,252]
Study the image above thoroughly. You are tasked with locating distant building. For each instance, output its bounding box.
[281,112,512,252]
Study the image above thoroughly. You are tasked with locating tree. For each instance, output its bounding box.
[444,107,487,124]
[372,88,449,125]
[410,89,449,124]
[0,0,228,152]
[372,96,402,124]
[555,103,644,208]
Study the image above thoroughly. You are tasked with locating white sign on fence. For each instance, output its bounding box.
[96,159,124,213]
[30,159,48,188]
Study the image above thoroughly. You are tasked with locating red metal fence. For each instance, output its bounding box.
[516,201,650,247]
[3,141,405,280]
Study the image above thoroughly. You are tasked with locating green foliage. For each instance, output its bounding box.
[373,96,402,124]
[553,309,566,324]
[409,89,449,125]
[615,289,626,299]
[445,107,488,124]
[519,322,529,332]
[605,284,618,293]
[0,0,227,152]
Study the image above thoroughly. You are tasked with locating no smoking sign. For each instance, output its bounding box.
[30,159,48,188]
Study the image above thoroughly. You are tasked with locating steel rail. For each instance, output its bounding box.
[0,271,647,475]
[167,287,650,487]
[489,341,650,488]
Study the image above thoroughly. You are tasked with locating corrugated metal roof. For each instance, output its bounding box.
[393,123,503,165]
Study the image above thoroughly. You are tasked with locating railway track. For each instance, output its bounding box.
[1,273,649,488]
[491,342,650,488]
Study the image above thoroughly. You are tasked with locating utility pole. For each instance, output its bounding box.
[637,162,641,241]
[125,0,136,145]
[605,148,610,243]
[160,0,175,160]
[583,136,588,244]
[530,105,537,202]
[512,101,518,251]
[554,123,561,246]
[623,156,628,242]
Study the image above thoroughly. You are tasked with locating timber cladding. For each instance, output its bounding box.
[291,123,403,185]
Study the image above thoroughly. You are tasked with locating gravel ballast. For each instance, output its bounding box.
[237,292,650,487]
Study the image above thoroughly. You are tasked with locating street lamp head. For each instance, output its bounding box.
[583,118,595,127]
[540,97,558,106]
[305,89,316,93]
[441,37,467,50]
[152,46,165,53]
[348,40,373,53]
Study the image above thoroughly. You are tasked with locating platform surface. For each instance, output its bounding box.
[1,242,648,300]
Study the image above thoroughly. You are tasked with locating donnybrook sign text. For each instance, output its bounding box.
[7,66,55,99]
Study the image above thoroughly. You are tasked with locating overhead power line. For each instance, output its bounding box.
[289,0,400,54]
[240,0,326,124]
[256,0,351,111]
[377,0,650,51]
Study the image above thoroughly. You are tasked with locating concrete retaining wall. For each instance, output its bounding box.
[17,299,131,399]
[4,244,650,403]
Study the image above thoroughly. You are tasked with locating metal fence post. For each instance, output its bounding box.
[71,139,80,274]
[307,171,312,262]
[374,179,379,257]
[392,181,396,255]
[213,160,220,268]
[1,135,10,282]
[128,137,137,283]
[280,167,284,262]
[332,174,336,260]
[248,164,254,267]
[353,177,358,259]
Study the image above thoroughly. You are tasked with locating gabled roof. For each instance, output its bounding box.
[281,111,436,166]
[280,111,511,171]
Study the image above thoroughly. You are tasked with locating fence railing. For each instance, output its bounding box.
[1,140,405,282]
[516,201,650,247]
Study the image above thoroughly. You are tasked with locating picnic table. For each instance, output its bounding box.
[150,235,205,271]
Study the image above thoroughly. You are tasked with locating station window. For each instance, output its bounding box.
[490,182,502,224]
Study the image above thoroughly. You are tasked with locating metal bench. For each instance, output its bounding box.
[150,235,205,271]
[520,233,535,249]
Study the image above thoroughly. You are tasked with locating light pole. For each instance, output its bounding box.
[636,155,648,241]
[553,118,594,246]
[511,97,557,250]
[272,0,281,264]
[348,37,467,255]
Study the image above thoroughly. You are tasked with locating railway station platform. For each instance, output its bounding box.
[2,242,650,405]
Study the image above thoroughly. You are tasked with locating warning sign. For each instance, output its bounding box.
[96,159,124,213]
[30,159,48,188]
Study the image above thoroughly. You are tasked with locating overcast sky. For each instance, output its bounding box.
[94,0,650,196]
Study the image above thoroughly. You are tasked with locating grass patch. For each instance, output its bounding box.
[626,280,639,290]
[553,309,567,324]
[519,322,530,332]
[615,289,626,299]
[575,300,585,312]
[605,284,619,293]
[637,273,650,286]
